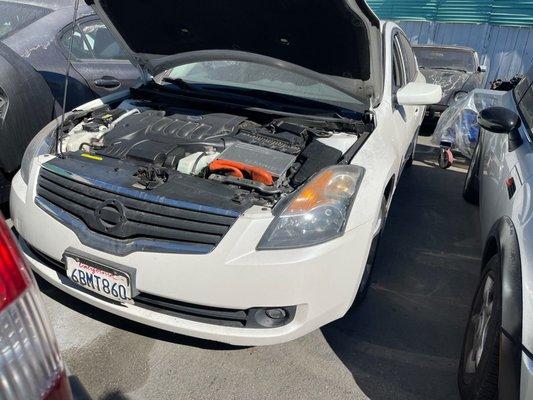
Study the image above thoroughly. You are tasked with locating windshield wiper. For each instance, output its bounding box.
[162,77,196,90]
[153,80,352,118]
[137,83,359,125]
[432,67,468,73]
[200,84,356,116]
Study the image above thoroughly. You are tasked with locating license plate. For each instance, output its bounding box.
[65,255,133,304]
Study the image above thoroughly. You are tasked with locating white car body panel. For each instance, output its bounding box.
[11,22,433,345]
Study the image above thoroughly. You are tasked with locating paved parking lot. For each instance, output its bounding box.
[35,137,482,400]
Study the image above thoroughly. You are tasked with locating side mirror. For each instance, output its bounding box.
[478,65,487,73]
[478,107,521,133]
[397,82,442,106]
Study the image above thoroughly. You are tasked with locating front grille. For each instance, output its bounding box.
[25,244,248,328]
[37,167,238,252]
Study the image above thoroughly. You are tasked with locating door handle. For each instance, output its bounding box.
[94,76,121,89]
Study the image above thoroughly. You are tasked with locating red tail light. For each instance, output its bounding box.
[0,218,31,311]
[0,216,73,400]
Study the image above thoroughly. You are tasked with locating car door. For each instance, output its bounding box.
[390,32,418,167]
[59,16,140,97]
[479,71,533,237]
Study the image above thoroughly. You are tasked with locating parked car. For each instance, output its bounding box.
[460,66,533,399]
[0,0,140,202]
[490,74,524,92]
[0,214,74,399]
[0,41,56,203]
[0,0,139,111]
[413,45,486,119]
[11,0,441,346]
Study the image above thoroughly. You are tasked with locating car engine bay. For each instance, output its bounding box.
[53,96,373,210]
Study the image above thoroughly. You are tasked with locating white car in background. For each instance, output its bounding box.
[11,0,441,345]
[460,66,533,399]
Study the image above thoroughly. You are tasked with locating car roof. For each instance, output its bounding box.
[1,0,92,13]
[412,44,477,53]
[1,0,94,53]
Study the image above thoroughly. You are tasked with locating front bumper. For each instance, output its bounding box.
[11,169,374,346]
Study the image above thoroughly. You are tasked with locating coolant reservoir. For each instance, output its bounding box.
[177,150,219,175]
[62,121,108,152]
[61,108,139,152]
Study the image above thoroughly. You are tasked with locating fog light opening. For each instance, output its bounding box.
[265,308,287,320]
[249,306,295,328]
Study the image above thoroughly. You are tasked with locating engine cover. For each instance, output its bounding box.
[97,110,246,165]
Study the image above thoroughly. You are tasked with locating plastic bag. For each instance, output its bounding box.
[432,89,505,159]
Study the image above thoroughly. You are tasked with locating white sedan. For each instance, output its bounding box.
[11,0,441,345]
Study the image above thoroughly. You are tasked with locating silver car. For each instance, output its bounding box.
[460,66,532,399]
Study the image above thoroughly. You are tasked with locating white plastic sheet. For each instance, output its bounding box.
[432,89,505,159]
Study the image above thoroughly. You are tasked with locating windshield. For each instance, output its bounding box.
[163,61,362,109]
[0,1,49,40]
[414,47,477,73]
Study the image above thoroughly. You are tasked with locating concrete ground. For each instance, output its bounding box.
[35,136,482,400]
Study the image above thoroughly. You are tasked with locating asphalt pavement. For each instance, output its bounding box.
[36,136,482,400]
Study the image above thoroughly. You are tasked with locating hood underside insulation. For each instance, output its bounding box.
[90,0,374,80]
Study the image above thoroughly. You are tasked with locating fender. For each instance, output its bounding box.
[482,216,522,399]
[483,217,523,341]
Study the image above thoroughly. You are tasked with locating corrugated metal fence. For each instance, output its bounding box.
[367,0,533,26]
[399,21,533,86]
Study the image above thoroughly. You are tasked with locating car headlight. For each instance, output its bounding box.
[257,165,365,250]
[20,126,55,184]
[454,91,468,103]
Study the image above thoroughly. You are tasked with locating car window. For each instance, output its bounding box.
[515,72,533,137]
[0,1,49,40]
[413,47,477,73]
[60,25,93,60]
[514,68,533,103]
[398,34,417,82]
[79,20,128,60]
[60,20,128,61]
[392,35,406,91]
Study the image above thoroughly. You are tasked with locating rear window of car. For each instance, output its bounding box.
[0,1,50,40]
[414,47,477,73]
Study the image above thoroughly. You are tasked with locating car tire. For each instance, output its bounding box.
[463,139,481,205]
[458,255,502,400]
[354,198,387,304]
[405,133,418,168]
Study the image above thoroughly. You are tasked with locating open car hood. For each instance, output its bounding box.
[86,0,383,107]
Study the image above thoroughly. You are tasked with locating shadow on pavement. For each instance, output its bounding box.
[100,391,132,400]
[69,376,93,400]
[322,146,481,400]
